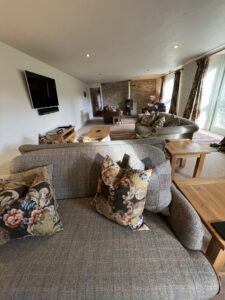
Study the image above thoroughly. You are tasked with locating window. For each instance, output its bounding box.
[210,69,225,135]
[162,74,175,112]
[198,54,225,135]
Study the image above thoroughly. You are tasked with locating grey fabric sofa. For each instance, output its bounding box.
[135,112,199,139]
[18,138,166,154]
[0,141,219,300]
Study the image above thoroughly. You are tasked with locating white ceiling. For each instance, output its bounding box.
[0,0,225,83]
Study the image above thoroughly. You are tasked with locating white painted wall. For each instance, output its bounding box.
[0,41,92,174]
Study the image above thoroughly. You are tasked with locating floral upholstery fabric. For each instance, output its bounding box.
[94,155,152,230]
[0,166,49,245]
[0,166,63,244]
[183,57,209,121]
[136,116,166,138]
[140,112,156,126]
[151,116,166,132]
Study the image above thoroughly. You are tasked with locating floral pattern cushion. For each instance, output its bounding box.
[151,116,166,132]
[0,166,63,244]
[94,155,152,230]
[140,112,156,126]
[0,166,47,245]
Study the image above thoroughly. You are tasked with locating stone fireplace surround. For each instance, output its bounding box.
[101,78,161,115]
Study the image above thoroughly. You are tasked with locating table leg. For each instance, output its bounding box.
[171,155,177,179]
[206,237,225,275]
[179,158,186,168]
[193,153,206,177]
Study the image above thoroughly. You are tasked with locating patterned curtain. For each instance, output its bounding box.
[183,57,209,121]
[169,70,181,115]
[159,76,165,102]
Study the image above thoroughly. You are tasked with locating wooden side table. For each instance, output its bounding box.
[46,126,76,143]
[174,177,225,276]
[165,139,209,178]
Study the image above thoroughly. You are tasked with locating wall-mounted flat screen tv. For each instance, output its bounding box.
[25,70,59,108]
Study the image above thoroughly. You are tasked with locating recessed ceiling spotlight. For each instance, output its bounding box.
[86,53,90,58]
[174,45,179,49]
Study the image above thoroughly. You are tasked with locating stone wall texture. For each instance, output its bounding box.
[101,79,157,115]
[101,81,128,111]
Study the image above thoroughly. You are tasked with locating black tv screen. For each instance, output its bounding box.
[25,71,59,108]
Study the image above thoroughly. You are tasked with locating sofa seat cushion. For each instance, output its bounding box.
[0,198,219,300]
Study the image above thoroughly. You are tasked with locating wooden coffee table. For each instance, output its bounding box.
[82,126,111,142]
[174,177,225,275]
[166,139,209,178]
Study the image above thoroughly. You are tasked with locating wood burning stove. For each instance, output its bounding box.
[125,80,133,116]
[125,99,133,116]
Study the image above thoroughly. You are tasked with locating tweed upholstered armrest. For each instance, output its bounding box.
[167,184,204,250]
[155,124,198,135]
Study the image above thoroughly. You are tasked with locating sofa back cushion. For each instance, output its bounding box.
[144,160,172,214]
[163,114,181,127]
[10,143,165,200]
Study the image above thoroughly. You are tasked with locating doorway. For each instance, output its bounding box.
[90,87,103,117]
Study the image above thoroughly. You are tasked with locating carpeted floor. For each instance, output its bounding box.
[193,130,221,145]
[77,117,136,138]
[175,151,225,178]
[192,131,222,153]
